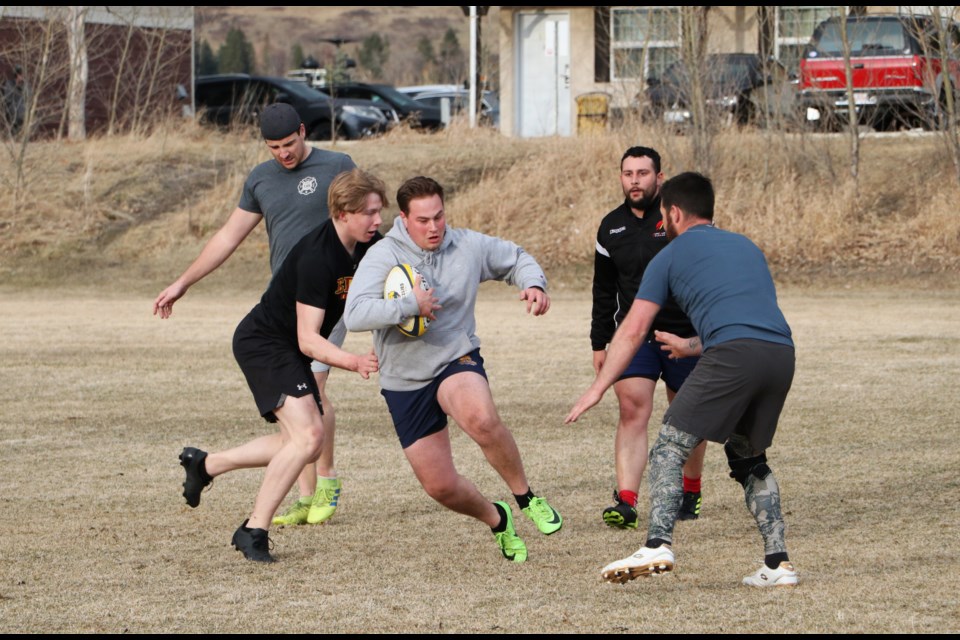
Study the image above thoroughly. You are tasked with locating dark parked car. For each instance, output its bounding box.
[195,74,392,140]
[641,53,795,127]
[327,82,444,130]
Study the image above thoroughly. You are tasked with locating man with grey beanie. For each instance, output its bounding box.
[155,102,357,527]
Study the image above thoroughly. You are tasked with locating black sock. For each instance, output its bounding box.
[491,502,508,533]
[765,552,789,569]
[645,538,670,548]
[514,488,535,510]
[199,458,213,483]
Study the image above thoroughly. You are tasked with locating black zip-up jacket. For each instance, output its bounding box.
[590,197,696,351]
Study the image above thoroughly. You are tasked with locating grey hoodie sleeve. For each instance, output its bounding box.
[344,242,421,332]
[474,231,549,291]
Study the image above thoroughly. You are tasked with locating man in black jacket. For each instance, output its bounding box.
[590,146,707,530]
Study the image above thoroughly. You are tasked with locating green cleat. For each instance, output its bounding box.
[272,497,312,526]
[521,496,563,535]
[493,501,528,563]
[307,477,342,524]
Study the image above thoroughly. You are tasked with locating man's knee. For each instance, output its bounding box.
[724,440,771,487]
[615,381,654,422]
[420,475,459,504]
[649,422,700,467]
[462,412,504,444]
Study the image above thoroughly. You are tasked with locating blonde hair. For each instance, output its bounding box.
[328,168,389,216]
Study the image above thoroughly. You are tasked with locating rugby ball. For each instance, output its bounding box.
[383,263,431,337]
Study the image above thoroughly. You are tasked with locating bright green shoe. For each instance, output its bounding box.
[272,497,312,526]
[493,501,528,563]
[522,496,563,535]
[307,477,342,524]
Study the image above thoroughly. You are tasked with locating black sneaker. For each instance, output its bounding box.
[231,520,275,563]
[602,490,639,529]
[678,491,702,521]
[179,447,212,508]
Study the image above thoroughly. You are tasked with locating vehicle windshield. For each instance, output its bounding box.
[811,19,911,57]
[274,78,329,101]
[659,57,756,87]
[364,85,424,108]
[710,57,758,85]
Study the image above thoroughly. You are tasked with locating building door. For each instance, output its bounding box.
[517,11,571,137]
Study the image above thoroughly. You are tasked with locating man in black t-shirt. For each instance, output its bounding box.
[176,169,385,562]
[591,147,708,530]
[155,104,356,527]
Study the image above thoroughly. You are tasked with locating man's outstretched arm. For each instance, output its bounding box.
[153,208,262,318]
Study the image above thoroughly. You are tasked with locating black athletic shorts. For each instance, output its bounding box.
[662,339,794,452]
[381,349,488,449]
[232,314,322,423]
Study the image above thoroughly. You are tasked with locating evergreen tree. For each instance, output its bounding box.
[358,33,390,80]
[416,36,436,82]
[218,27,255,74]
[196,39,218,76]
[261,35,273,75]
[439,28,465,84]
[291,43,305,69]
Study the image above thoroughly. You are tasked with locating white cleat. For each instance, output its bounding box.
[742,561,799,588]
[601,544,675,584]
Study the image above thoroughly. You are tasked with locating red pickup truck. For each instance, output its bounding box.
[798,14,960,130]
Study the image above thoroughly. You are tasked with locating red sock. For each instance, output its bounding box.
[683,476,701,494]
[618,490,638,507]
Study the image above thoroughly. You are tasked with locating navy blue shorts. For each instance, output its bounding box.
[618,338,699,392]
[381,349,488,449]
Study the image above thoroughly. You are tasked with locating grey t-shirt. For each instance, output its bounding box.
[238,148,356,273]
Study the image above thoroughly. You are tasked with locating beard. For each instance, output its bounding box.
[664,214,677,240]
[625,186,657,212]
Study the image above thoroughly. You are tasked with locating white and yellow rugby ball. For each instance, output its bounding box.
[383,263,431,338]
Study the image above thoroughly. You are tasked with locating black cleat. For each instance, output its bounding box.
[179,447,212,508]
[677,491,702,521]
[231,520,275,563]
[602,490,639,529]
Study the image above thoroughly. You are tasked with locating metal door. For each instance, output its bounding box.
[517,11,571,137]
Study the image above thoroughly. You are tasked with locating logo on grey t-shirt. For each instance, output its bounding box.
[298,177,318,195]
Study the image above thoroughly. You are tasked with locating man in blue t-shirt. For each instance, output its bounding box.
[566,172,798,589]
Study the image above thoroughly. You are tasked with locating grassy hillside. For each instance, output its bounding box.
[197,6,499,86]
[2,119,959,291]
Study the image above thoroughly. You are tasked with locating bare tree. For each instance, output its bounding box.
[929,6,960,186]
[65,5,89,141]
[836,9,861,181]
[902,6,960,186]
[92,7,192,136]
[680,6,713,174]
[0,8,69,208]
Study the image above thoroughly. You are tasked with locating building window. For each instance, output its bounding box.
[776,6,840,74]
[610,7,680,81]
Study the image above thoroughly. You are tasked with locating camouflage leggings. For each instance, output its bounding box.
[647,424,787,555]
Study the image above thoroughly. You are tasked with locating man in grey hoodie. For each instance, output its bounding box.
[344,176,562,564]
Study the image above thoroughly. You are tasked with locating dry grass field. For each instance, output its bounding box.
[1,281,958,633]
[2,120,959,632]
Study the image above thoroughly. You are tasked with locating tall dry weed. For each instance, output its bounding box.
[3,122,959,286]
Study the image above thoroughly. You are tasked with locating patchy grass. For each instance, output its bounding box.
[0,285,957,632]
[2,121,959,290]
